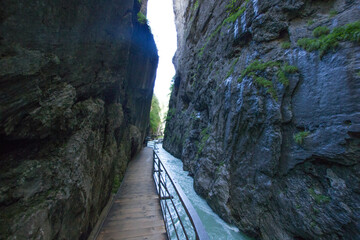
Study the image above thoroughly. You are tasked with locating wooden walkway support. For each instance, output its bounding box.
[96,147,167,240]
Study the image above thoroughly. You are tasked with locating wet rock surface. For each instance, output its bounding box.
[0,0,158,239]
[164,0,360,239]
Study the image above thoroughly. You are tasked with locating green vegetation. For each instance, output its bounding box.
[169,76,175,93]
[169,82,174,92]
[297,21,360,57]
[216,161,225,174]
[226,0,240,12]
[308,188,331,204]
[226,58,239,78]
[281,41,291,49]
[307,20,315,26]
[193,0,199,11]
[282,64,298,73]
[149,95,161,134]
[197,128,210,156]
[137,12,148,25]
[239,60,298,100]
[199,0,249,57]
[170,135,182,145]
[190,64,201,86]
[199,24,222,57]
[312,26,330,37]
[294,131,310,144]
[200,128,208,137]
[189,0,200,23]
[223,3,248,24]
[165,108,176,122]
[329,9,338,18]
[112,174,120,193]
[313,207,320,214]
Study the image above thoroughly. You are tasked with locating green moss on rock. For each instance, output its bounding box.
[165,108,176,122]
[307,20,315,26]
[297,21,360,57]
[199,0,249,57]
[329,9,338,18]
[308,188,331,204]
[239,60,298,100]
[192,0,199,11]
[196,128,210,157]
[281,41,291,49]
[294,131,310,145]
[313,26,330,37]
[226,58,239,78]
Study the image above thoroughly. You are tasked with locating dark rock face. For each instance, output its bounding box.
[164,0,360,239]
[0,0,158,239]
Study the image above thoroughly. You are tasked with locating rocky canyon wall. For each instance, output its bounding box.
[164,0,360,239]
[0,0,158,239]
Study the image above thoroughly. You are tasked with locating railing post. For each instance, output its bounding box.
[157,154,161,197]
[152,144,210,240]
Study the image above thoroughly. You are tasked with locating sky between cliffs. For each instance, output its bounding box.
[147,0,177,111]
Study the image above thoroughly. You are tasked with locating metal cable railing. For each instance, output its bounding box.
[151,142,209,240]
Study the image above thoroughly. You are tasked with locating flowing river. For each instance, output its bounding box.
[152,142,251,240]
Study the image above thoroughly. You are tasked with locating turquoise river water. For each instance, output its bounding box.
[152,143,251,240]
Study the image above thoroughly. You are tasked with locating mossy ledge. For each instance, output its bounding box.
[238,60,298,100]
[297,21,360,57]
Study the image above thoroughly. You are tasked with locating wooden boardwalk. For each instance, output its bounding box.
[96,147,167,240]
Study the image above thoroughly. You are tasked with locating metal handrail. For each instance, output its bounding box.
[151,142,210,240]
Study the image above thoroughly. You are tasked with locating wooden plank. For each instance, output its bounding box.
[107,213,163,222]
[125,232,168,240]
[111,203,160,210]
[101,219,165,230]
[114,194,158,201]
[98,232,167,240]
[113,199,159,206]
[107,206,162,216]
[97,226,166,240]
[117,197,157,203]
[96,148,166,240]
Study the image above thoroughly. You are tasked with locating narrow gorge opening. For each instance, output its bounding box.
[146,0,177,138]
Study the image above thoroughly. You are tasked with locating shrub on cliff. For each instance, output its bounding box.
[294,131,310,145]
[312,26,330,37]
[137,12,148,25]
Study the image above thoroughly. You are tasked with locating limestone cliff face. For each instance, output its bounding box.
[164,0,360,239]
[0,0,158,239]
